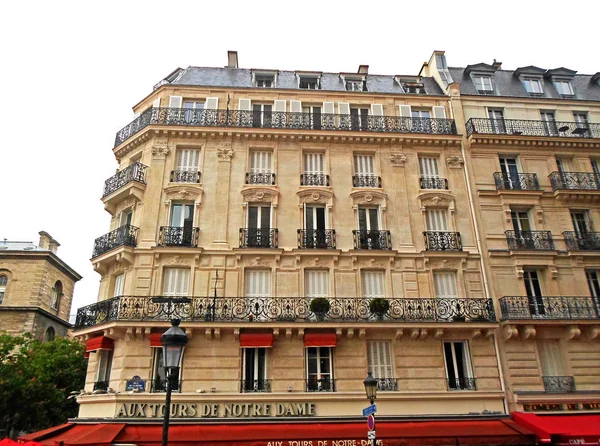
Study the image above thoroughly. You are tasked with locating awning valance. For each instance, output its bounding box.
[149,332,163,347]
[240,332,274,348]
[85,336,114,352]
[304,332,337,347]
[512,412,600,445]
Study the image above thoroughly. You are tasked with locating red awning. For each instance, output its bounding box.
[304,332,337,347]
[240,332,274,348]
[85,336,114,352]
[512,412,600,445]
[149,332,163,347]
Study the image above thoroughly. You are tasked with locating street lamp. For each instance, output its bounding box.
[363,371,378,446]
[161,319,188,446]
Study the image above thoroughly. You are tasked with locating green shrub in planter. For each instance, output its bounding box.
[369,298,390,319]
[310,297,330,320]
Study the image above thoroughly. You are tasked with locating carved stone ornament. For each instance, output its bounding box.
[390,152,407,167]
[445,153,464,169]
[422,196,451,208]
[164,184,203,204]
[217,147,234,161]
[152,146,170,159]
[168,255,190,266]
[297,188,334,206]
[242,187,278,206]
[350,190,386,209]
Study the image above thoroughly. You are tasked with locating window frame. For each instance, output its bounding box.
[443,340,474,390]
[367,341,395,385]
[306,346,334,391]
[50,280,62,311]
[0,274,7,304]
[299,76,321,90]
[242,347,268,392]
[554,79,574,97]
[523,77,544,95]
[473,74,494,94]
[96,349,113,384]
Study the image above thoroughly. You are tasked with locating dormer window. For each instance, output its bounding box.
[344,77,367,92]
[256,75,274,88]
[554,79,574,98]
[523,78,544,96]
[473,75,494,94]
[299,76,320,90]
[403,82,426,94]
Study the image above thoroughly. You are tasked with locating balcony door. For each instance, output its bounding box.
[444,341,474,390]
[354,154,376,178]
[163,268,190,298]
[306,347,333,391]
[170,203,194,245]
[524,270,545,316]
[537,340,565,379]
[586,271,600,310]
[367,341,395,390]
[248,205,271,248]
[302,105,321,130]
[434,272,458,299]
[242,348,267,392]
[305,206,327,248]
[540,111,558,136]
[571,211,590,236]
[362,271,385,303]
[120,208,133,227]
[499,158,520,189]
[252,104,272,128]
[427,209,448,232]
[488,109,506,133]
[511,211,531,232]
[177,149,200,172]
[350,107,369,131]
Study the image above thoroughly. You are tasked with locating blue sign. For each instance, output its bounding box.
[362,404,377,417]
[125,375,146,392]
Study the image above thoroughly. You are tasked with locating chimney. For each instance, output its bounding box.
[48,237,60,254]
[227,51,238,69]
[358,65,369,74]
[38,231,51,250]
[492,59,502,70]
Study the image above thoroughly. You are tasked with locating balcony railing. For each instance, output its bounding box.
[376,378,399,391]
[466,118,600,139]
[564,231,600,251]
[420,177,448,190]
[306,378,335,392]
[543,376,576,393]
[499,296,599,320]
[246,172,276,185]
[353,175,382,188]
[423,231,462,251]
[114,108,458,147]
[93,381,109,392]
[505,230,554,251]
[352,230,392,250]
[102,162,148,198]
[74,296,496,328]
[92,225,138,258]
[493,172,540,191]
[549,171,600,191]
[158,226,199,247]
[297,229,336,249]
[447,378,476,391]
[239,228,278,248]
[241,379,272,393]
[170,170,201,183]
[300,173,330,186]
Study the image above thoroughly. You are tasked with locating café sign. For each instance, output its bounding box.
[116,402,316,418]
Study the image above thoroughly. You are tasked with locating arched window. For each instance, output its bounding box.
[51,281,62,310]
[0,274,7,304]
[44,327,55,342]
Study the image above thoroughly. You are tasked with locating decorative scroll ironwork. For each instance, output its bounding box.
[93,381,109,392]
[352,175,382,188]
[499,296,599,320]
[170,170,201,183]
[158,226,199,247]
[466,118,600,139]
[423,231,462,251]
[114,108,458,148]
[353,230,392,250]
[245,172,276,185]
[239,228,278,248]
[376,378,399,391]
[447,378,476,391]
[543,376,576,393]
[549,171,600,191]
[300,173,330,186]
[420,177,448,190]
[306,378,335,392]
[564,231,600,251]
[92,225,138,258]
[505,230,554,251]
[493,172,540,191]
[103,162,148,198]
[297,229,336,249]
[73,296,496,329]
[241,379,272,393]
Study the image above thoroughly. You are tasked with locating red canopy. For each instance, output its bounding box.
[240,333,274,348]
[85,336,114,352]
[512,412,600,445]
[304,332,337,347]
[0,438,17,446]
[149,332,163,347]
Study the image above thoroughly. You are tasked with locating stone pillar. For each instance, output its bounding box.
[138,141,169,247]
[213,143,234,248]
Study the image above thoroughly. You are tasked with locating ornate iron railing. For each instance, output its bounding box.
[493,172,540,191]
[353,175,382,188]
[241,379,272,393]
[420,177,448,190]
[93,381,109,392]
[239,228,278,248]
[543,376,576,393]
[353,230,392,250]
[466,118,600,139]
[151,377,166,393]
[114,108,458,147]
[564,231,600,251]
[447,378,476,391]
[73,296,496,328]
[297,229,336,249]
[306,378,335,392]
[499,296,599,320]
[423,231,462,251]
[158,226,199,247]
[92,225,138,258]
[549,171,600,191]
[300,173,330,186]
[246,172,276,185]
[170,170,201,183]
[505,230,554,251]
[376,378,398,391]
[102,162,148,198]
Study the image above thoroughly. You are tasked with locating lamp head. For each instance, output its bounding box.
[161,319,188,369]
[363,371,377,403]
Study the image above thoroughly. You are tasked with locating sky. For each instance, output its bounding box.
[0,0,597,314]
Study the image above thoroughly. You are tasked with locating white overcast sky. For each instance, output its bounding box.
[0,0,597,314]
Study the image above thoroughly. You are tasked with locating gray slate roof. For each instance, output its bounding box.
[0,240,46,252]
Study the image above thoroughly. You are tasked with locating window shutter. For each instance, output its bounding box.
[163,268,190,297]
[399,105,412,116]
[290,100,302,113]
[239,98,252,111]
[323,102,335,114]
[368,341,393,379]
[306,270,328,298]
[434,272,458,298]
[246,271,271,297]
[419,157,439,178]
[113,274,124,297]
[205,97,218,110]
[371,104,384,116]
[152,98,161,108]
[178,149,200,171]
[362,271,385,298]
[338,102,350,115]
[432,106,447,119]
[354,155,375,175]
[538,340,564,376]
[251,151,272,173]
[427,209,448,231]
[273,100,287,113]
[169,96,183,108]
[304,153,324,174]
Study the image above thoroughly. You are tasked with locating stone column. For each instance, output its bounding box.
[213,144,234,248]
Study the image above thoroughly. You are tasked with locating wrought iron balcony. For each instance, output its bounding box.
[564,231,600,251]
[549,171,600,191]
[499,296,599,320]
[300,173,330,186]
[92,225,138,258]
[102,162,148,198]
[447,378,476,391]
[114,108,458,147]
[376,378,399,391]
[306,378,335,392]
[423,231,462,251]
[505,230,554,251]
[246,172,276,185]
[93,381,109,392]
[239,228,278,248]
[466,118,600,139]
[352,230,392,250]
[420,177,448,190]
[170,170,200,183]
[493,172,540,191]
[543,376,576,393]
[158,226,199,247]
[241,379,272,393]
[353,175,381,188]
[297,229,336,249]
[73,296,496,328]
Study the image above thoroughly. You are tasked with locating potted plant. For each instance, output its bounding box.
[369,298,390,320]
[310,297,330,321]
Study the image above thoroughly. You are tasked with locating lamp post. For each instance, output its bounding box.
[161,319,188,446]
[363,372,378,446]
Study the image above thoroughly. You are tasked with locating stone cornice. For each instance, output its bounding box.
[0,251,82,281]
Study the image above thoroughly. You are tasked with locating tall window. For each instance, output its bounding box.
[306,347,334,391]
[523,78,543,95]
[555,80,574,97]
[354,154,375,177]
[304,206,327,248]
[169,203,194,245]
[499,157,520,188]
[113,274,124,297]
[0,274,7,304]
[362,271,385,301]
[44,327,55,342]
[302,105,322,130]
[252,104,273,127]
[586,271,600,306]
[245,271,271,299]
[419,156,440,179]
[540,111,557,135]
[488,109,505,133]
[524,270,544,316]
[304,152,324,176]
[537,340,566,379]
[434,272,458,299]
[473,75,493,94]
[176,149,200,173]
[50,281,62,310]
[183,101,204,123]
[367,341,396,391]
[511,210,531,232]
[247,205,272,248]
[120,207,133,227]
[350,107,369,131]
[163,268,190,297]
[95,349,113,390]
[426,209,449,232]
[571,210,591,235]
[151,347,166,392]
[242,348,268,392]
[444,341,475,390]
[305,270,328,299]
